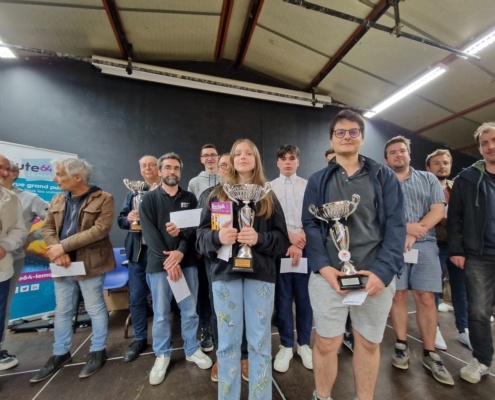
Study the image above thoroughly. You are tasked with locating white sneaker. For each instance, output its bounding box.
[273,345,293,373]
[491,315,494,323]
[457,329,473,350]
[460,358,489,384]
[435,326,447,350]
[438,302,454,312]
[149,354,170,385]
[186,348,212,369]
[296,344,313,370]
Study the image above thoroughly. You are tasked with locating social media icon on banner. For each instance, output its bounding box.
[20,286,29,293]
[31,284,40,291]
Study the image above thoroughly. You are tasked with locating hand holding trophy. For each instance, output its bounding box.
[123,179,149,232]
[309,194,364,290]
[223,183,272,271]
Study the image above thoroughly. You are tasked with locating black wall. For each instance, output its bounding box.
[0,59,477,246]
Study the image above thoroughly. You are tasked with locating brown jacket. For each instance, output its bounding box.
[42,188,116,279]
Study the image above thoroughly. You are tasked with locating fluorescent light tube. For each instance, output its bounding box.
[364,65,447,118]
[463,28,495,55]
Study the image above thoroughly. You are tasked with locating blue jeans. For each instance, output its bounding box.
[0,278,11,347]
[146,267,200,357]
[275,262,312,347]
[436,243,469,332]
[128,250,150,342]
[213,279,274,400]
[53,275,108,355]
[464,256,495,367]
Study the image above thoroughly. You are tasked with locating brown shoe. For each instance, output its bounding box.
[211,360,218,382]
[241,359,249,382]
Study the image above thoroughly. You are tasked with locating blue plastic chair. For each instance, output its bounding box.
[104,247,129,290]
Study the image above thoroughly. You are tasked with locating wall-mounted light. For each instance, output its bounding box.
[92,56,332,108]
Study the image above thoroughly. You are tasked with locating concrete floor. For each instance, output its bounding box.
[1,296,494,400]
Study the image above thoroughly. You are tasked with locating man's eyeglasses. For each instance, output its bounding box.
[162,165,181,172]
[0,166,11,173]
[333,128,361,138]
[218,163,229,170]
[201,154,218,159]
[140,163,157,168]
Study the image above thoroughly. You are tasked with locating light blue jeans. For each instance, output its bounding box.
[53,274,107,355]
[146,267,200,357]
[213,279,275,400]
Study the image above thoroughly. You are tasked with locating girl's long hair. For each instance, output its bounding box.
[211,138,274,219]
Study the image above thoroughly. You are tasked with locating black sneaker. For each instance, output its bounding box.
[200,328,214,352]
[342,333,354,353]
[30,352,72,383]
[123,340,147,362]
[0,350,19,370]
[79,350,106,378]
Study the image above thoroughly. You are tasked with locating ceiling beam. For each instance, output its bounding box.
[302,0,392,90]
[235,0,264,67]
[412,96,495,136]
[102,0,131,59]
[215,0,235,61]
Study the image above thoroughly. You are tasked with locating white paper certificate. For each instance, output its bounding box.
[170,209,202,228]
[167,274,191,303]
[404,248,419,264]
[342,290,368,305]
[280,257,308,274]
[50,261,86,278]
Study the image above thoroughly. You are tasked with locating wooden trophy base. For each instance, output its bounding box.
[130,224,142,232]
[233,257,254,272]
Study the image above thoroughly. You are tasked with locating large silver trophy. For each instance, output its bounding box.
[309,194,364,290]
[123,179,149,232]
[223,183,272,272]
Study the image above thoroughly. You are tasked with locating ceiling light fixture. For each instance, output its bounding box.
[92,56,332,108]
[0,41,16,58]
[364,65,447,118]
[364,28,495,119]
[463,28,495,55]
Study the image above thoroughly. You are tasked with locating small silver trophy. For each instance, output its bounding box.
[309,194,364,290]
[123,179,149,232]
[223,183,272,271]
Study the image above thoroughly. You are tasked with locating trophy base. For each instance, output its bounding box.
[233,257,254,272]
[338,274,365,290]
[130,224,142,232]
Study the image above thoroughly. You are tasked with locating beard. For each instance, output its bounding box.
[162,176,179,186]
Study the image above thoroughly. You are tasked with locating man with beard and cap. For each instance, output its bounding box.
[139,152,212,386]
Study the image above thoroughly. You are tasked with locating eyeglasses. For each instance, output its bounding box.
[140,163,157,168]
[0,166,11,173]
[218,163,229,170]
[201,153,218,159]
[333,128,361,138]
[162,165,181,172]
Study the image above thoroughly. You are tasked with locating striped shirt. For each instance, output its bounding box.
[400,167,445,242]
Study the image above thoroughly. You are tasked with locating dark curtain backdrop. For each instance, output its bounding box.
[0,59,477,245]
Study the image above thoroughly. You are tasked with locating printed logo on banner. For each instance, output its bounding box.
[20,285,29,293]
[21,158,54,181]
[31,284,40,291]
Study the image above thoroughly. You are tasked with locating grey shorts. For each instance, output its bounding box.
[396,241,442,293]
[308,272,396,343]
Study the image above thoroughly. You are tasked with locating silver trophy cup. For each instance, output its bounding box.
[309,194,364,290]
[223,183,272,271]
[123,179,149,232]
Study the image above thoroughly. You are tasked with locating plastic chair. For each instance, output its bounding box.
[103,247,131,337]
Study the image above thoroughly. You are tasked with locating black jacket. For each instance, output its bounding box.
[139,186,198,273]
[196,192,290,284]
[118,191,146,263]
[448,160,490,257]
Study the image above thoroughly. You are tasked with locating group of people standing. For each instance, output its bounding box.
[0,110,494,400]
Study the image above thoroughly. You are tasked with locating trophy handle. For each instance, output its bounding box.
[223,184,239,205]
[256,182,272,202]
[346,194,361,218]
[309,204,327,222]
